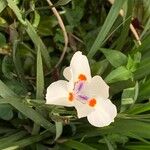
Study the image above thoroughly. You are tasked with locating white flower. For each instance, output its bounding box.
[46,51,117,127]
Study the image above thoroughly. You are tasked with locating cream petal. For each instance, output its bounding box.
[70,51,91,82]
[102,99,117,119]
[46,80,74,107]
[83,76,109,99]
[87,99,117,127]
[63,66,72,81]
[74,100,94,118]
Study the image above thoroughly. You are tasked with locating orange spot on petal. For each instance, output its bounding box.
[68,92,74,101]
[78,74,87,81]
[89,98,97,107]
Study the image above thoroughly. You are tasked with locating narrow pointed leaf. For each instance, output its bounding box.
[88,0,125,58]
[100,48,127,67]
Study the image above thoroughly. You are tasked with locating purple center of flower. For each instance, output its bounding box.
[76,82,84,93]
[74,81,89,103]
[78,95,89,100]
[68,79,97,107]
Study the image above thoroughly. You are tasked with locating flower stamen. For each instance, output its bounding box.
[89,98,97,107]
[78,74,87,81]
[68,92,74,101]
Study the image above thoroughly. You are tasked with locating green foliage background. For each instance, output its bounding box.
[0,0,150,149]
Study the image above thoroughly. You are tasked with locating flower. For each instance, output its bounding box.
[46,51,117,127]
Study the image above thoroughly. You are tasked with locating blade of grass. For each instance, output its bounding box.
[135,35,150,53]
[2,131,51,150]
[88,0,125,58]
[0,131,27,149]
[127,132,150,144]
[110,79,135,95]
[72,119,150,140]
[126,103,150,114]
[63,140,97,150]
[36,47,44,99]
[25,20,51,69]
[0,98,55,132]
[54,113,63,141]
[0,0,7,13]
[0,80,17,98]
[134,57,150,80]
[138,78,150,100]
[0,127,15,134]
[32,47,44,135]
[12,40,27,86]
[141,16,150,39]
[116,0,133,50]
[55,121,63,141]
[6,0,51,69]
[140,0,150,38]
[125,144,150,150]
[54,0,71,6]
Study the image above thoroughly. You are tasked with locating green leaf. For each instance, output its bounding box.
[112,119,150,139]
[32,47,44,135]
[115,0,133,50]
[121,82,139,112]
[38,16,58,36]
[136,34,150,54]
[0,98,55,132]
[1,131,51,150]
[55,121,63,141]
[73,119,150,140]
[64,0,85,26]
[138,78,150,100]
[105,66,133,83]
[5,79,27,96]
[121,88,135,112]
[126,103,150,114]
[0,80,17,120]
[0,131,27,149]
[54,0,71,6]
[7,0,26,25]
[141,15,150,38]
[100,48,127,67]
[7,0,51,69]
[36,48,44,99]
[63,140,97,150]
[110,80,135,95]
[134,57,150,80]
[0,80,18,98]
[0,32,6,47]
[32,10,40,28]
[25,20,51,69]
[88,0,125,58]
[12,40,27,85]
[126,52,141,73]
[0,127,15,134]
[0,104,13,120]
[0,0,7,13]
[102,134,128,145]
[104,137,115,150]
[125,143,150,150]
[126,132,150,144]
[91,59,109,75]
[36,144,48,150]
[2,55,14,79]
